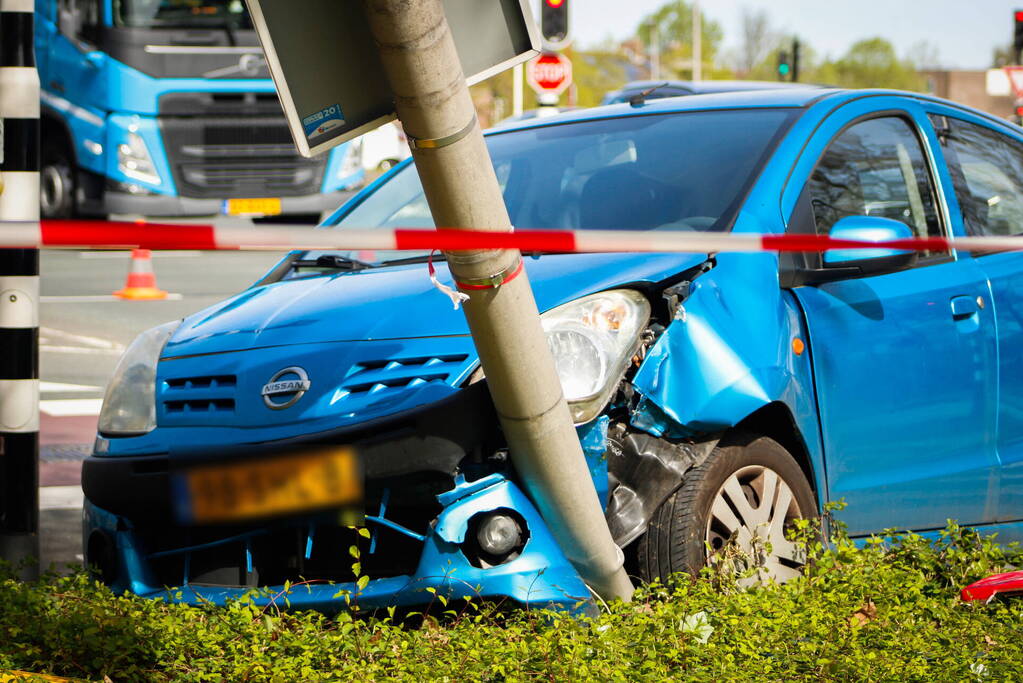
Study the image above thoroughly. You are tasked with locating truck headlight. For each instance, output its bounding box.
[98,321,178,435]
[542,290,650,423]
[117,132,160,185]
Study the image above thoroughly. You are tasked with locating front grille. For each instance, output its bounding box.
[332,354,472,407]
[157,95,326,199]
[160,374,237,425]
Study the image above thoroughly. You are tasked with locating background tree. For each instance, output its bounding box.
[735,7,778,76]
[815,38,925,91]
[636,0,726,79]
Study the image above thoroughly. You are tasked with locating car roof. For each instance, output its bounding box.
[613,79,821,95]
[489,87,842,135]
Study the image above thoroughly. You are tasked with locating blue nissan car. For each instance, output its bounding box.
[83,87,1023,609]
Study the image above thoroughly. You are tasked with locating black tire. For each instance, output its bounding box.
[40,140,76,219]
[638,432,816,585]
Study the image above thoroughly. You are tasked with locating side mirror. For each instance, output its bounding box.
[820,215,917,277]
[84,50,105,69]
[788,215,919,287]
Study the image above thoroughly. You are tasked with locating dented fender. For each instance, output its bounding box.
[632,255,815,432]
[626,252,826,502]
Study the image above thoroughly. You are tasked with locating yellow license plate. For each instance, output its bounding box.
[180,447,361,524]
[224,197,282,216]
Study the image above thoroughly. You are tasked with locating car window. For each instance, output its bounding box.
[932,115,1023,237]
[806,116,944,245]
[329,109,795,263]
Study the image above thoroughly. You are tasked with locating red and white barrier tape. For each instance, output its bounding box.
[1,219,1021,254]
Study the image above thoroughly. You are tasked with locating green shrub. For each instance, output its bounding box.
[1,521,1021,682]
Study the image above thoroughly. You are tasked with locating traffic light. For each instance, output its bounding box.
[541,0,569,48]
[777,50,791,81]
[1015,10,1023,63]
[792,39,801,82]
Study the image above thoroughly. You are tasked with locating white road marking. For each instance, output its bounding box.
[39,327,127,356]
[41,293,183,303]
[40,327,125,351]
[40,381,101,394]
[40,399,104,417]
[40,345,123,356]
[78,250,202,259]
[40,485,84,510]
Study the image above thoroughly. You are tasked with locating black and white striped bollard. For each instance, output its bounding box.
[0,0,41,580]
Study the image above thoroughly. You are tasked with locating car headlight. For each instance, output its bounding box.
[98,321,179,435]
[542,290,650,424]
[117,132,160,185]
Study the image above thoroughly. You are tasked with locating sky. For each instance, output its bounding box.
[571,0,1020,70]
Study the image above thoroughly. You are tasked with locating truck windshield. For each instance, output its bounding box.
[114,0,252,29]
[324,107,795,264]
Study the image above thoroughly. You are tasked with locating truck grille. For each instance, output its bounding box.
[158,94,326,199]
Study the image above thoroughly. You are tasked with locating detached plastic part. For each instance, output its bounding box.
[961,570,1023,602]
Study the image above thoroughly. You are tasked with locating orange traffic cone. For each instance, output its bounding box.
[113,249,168,300]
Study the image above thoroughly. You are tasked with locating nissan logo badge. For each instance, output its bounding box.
[261,366,311,410]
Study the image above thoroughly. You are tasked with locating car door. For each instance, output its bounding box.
[929,111,1023,527]
[785,105,999,536]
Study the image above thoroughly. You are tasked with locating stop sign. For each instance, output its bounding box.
[526,52,572,97]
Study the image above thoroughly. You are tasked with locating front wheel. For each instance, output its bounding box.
[638,432,816,586]
[40,143,76,218]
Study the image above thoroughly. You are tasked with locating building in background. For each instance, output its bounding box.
[922,70,1014,121]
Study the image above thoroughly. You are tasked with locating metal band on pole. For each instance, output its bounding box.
[0,0,40,581]
[405,114,478,150]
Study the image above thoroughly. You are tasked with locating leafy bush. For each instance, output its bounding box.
[1,521,1021,682]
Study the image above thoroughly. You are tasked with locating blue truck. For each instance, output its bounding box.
[34,0,364,220]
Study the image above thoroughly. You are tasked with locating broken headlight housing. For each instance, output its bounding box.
[98,321,179,435]
[542,289,650,423]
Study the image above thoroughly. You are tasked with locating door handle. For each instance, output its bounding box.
[951,295,981,320]
[49,80,65,94]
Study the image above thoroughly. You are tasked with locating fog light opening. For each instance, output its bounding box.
[463,509,529,569]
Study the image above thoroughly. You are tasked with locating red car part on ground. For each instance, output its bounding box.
[961,571,1023,602]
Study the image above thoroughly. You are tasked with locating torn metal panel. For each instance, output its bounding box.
[632,261,794,433]
[604,423,719,546]
[576,415,610,508]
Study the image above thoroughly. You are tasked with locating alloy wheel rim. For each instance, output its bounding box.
[705,464,805,585]
[40,165,66,217]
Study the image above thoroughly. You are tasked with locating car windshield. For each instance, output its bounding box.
[114,0,251,29]
[324,108,794,264]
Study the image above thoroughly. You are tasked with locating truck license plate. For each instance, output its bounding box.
[174,447,361,524]
[223,198,282,216]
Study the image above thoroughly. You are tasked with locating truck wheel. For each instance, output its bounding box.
[40,142,76,219]
[638,432,816,586]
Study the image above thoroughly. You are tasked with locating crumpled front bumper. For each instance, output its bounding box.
[84,473,591,612]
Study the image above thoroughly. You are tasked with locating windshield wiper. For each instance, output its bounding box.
[291,254,374,271]
[379,253,439,266]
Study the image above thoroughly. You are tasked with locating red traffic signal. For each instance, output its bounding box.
[1015,9,1023,63]
[541,0,569,47]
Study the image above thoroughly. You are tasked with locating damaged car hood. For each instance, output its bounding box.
[164,251,709,358]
